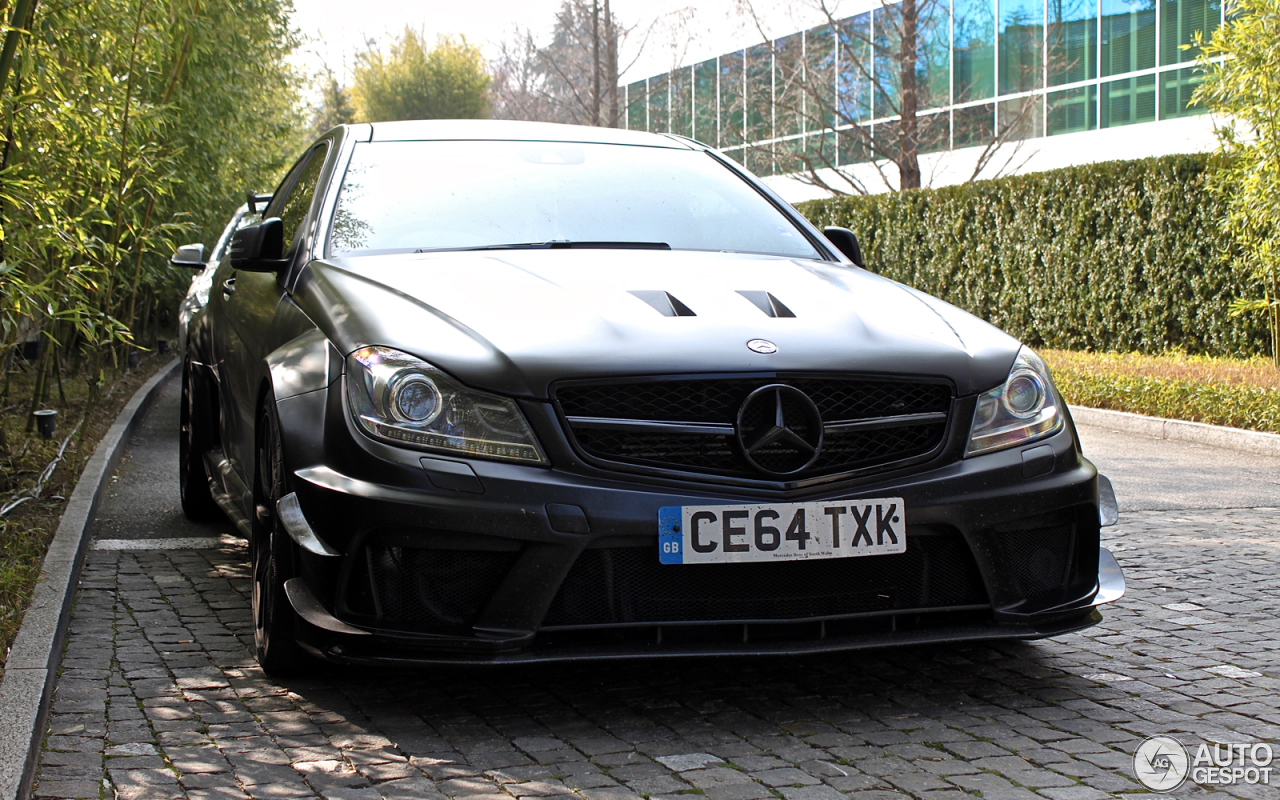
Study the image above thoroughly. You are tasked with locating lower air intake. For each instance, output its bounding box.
[996,524,1076,601]
[542,532,987,628]
[343,539,520,633]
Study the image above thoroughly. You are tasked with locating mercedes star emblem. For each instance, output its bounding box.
[735,384,824,476]
[746,339,777,354]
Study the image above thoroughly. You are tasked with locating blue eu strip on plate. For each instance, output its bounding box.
[658,506,683,564]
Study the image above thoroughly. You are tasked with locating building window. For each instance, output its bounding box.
[775,32,805,138]
[776,136,803,175]
[805,130,837,170]
[1049,0,1099,86]
[745,43,772,144]
[919,110,951,152]
[1159,65,1203,118]
[694,59,718,146]
[1101,0,1156,77]
[746,144,774,176]
[671,66,693,137]
[999,96,1044,139]
[838,126,872,165]
[806,24,837,131]
[999,0,1045,94]
[921,0,954,110]
[837,13,874,123]
[1048,84,1098,133]
[720,51,745,146]
[955,0,996,101]
[624,0,1221,178]
[649,72,670,133]
[869,1,950,116]
[954,102,995,146]
[1101,74,1156,126]
[873,3,900,118]
[1160,0,1221,65]
[626,81,647,132]
[873,120,901,159]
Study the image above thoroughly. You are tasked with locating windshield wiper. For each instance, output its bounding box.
[416,240,671,253]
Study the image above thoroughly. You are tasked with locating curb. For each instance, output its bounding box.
[1072,405,1280,458]
[0,358,179,800]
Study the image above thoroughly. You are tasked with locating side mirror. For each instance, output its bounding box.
[229,217,289,273]
[823,226,865,269]
[170,243,205,269]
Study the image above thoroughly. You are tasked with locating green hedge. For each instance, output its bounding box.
[1050,366,1280,434]
[797,154,1267,356]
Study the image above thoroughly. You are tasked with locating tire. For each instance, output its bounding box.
[179,361,222,521]
[251,398,309,676]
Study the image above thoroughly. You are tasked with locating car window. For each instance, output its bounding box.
[264,152,309,219]
[327,141,821,260]
[271,143,330,256]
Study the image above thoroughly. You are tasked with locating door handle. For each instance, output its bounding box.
[222,277,236,296]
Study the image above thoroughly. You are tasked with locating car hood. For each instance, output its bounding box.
[291,250,1021,398]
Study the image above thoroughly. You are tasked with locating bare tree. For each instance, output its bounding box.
[491,0,625,127]
[736,0,1045,193]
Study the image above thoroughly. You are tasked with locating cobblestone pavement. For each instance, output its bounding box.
[30,505,1280,800]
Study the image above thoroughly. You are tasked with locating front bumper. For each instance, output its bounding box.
[274,386,1125,665]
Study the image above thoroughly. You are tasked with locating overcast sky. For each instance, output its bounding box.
[288,0,861,89]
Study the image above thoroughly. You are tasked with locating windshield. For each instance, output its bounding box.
[326,140,821,259]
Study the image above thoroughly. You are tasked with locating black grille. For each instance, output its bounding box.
[342,539,520,633]
[576,429,738,472]
[558,377,950,423]
[556,376,952,481]
[997,524,1075,601]
[542,533,987,628]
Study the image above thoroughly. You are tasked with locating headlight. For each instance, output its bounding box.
[966,347,1063,457]
[345,346,546,465]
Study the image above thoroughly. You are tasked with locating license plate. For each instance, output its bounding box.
[658,498,906,564]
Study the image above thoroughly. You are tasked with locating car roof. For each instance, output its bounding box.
[362,119,701,149]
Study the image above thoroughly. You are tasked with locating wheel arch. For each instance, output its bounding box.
[257,328,342,493]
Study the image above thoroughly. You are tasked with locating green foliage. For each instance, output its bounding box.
[0,0,305,668]
[1046,357,1280,434]
[0,516,48,660]
[313,67,356,137]
[352,29,489,122]
[1193,0,1280,364]
[0,0,307,358]
[799,154,1267,356]
[162,0,309,236]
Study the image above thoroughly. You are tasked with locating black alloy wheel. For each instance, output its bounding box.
[179,361,222,521]
[251,399,308,675]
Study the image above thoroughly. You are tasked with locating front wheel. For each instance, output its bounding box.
[251,399,309,676]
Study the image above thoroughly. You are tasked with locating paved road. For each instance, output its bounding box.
[1077,426,1280,512]
[29,378,1280,799]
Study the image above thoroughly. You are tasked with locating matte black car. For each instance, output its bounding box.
[180,120,1124,673]
[172,197,268,356]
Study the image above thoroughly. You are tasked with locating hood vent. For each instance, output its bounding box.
[737,290,796,318]
[630,290,696,317]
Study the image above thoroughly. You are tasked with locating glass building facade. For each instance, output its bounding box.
[623,0,1220,177]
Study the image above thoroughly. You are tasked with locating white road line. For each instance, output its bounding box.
[90,536,241,550]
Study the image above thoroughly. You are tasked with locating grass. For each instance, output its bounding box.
[0,351,168,675]
[1041,349,1280,434]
